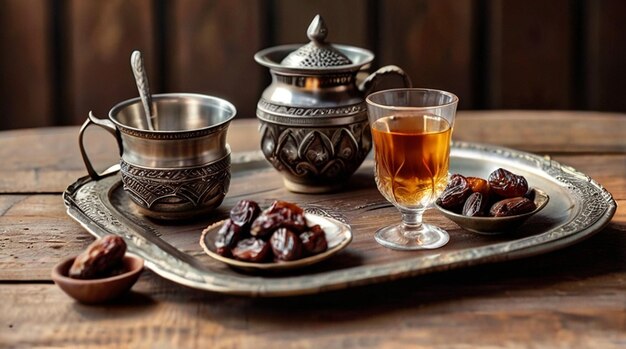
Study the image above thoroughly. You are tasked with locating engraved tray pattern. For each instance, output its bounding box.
[63,142,616,297]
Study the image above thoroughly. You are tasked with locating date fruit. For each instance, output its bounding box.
[208,200,329,263]
[69,235,127,279]
[300,224,328,255]
[466,177,491,197]
[250,200,307,237]
[488,168,528,198]
[214,219,241,257]
[524,188,536,201]
[437,174,472,211]
[439,170,540,220]
[489,197,537,217]
[270,228,303,261]
[231,238,271,262]
[230,200,260,230]
[462,192,488,217]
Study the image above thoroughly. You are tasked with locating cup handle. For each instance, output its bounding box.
[78,111,123,180]
[358,65,413,96]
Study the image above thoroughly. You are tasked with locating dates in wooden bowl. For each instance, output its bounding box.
[200,200,353,271]
[434,168,549,234]
[51,236,144,304]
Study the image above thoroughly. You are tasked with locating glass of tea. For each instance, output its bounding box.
[366,88,458,250]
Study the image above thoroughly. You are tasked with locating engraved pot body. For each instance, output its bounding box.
[256,69,373,193]
[254,15,411,193]
[79,93,236,220]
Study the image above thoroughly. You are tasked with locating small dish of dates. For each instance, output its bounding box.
[434,168,550,234]
[51,235,144,304]
[200,199,352,271]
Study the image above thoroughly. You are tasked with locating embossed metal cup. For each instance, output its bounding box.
[79,93,236,220]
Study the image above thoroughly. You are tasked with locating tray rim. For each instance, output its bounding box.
[63,141,617,297]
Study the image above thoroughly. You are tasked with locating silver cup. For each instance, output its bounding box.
[79,93,236,220]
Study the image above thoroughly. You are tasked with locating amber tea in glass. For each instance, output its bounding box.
[366,89,458,250]
[372,114,451,207]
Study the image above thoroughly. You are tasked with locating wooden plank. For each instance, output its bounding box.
[0,0,53,130]
[273,0,369,47]
[455,111,626,154]
[0,213,625,348]
[66,0,156,125]
[0,195,93,281]
[166,0,266,120]
[486,0,573,109]
[0,111,624,193]
[0,112,626,193]
[1,120,626,346]
[0,126,118,193]
[585,0,626,111]
[0,121,261,193]
[378,0,475,108]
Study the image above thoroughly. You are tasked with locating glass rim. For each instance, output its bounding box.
[365,88,459,110]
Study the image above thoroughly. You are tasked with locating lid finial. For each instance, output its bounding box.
[307,15,328,43]
[279,14,352,68]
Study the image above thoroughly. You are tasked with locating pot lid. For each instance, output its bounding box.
[280,15,352,68]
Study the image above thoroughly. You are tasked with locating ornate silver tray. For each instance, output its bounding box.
[63,142,616,297]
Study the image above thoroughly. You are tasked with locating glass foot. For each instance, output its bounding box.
[374,223,449,251]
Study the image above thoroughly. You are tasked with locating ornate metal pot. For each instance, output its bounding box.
[255,15,411,193]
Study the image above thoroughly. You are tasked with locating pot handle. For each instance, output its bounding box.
[78,111,123,180]
[358,65,412,96]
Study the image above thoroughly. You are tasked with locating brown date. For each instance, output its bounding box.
[466,177,491,197]
[524,188,536,201]
[489,197,537,217]
[270,228,303,261]
[300,225,328,255]
[214,219,242,257]
[269,200,304,215]
[488,168,528,198]
[462,192,488,217]
[69,235,126,279]
[230,200,261,230]
[231,238,271,262]
[208,200,331,263]
[250,200,307,237]
[437,174,472,211]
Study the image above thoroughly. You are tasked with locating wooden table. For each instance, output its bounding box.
[2,111,625,348]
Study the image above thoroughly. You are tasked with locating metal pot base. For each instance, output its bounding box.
[283,178,345,194]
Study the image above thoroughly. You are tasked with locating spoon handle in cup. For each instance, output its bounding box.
[130,50,155,131]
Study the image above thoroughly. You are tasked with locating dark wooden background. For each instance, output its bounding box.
[1,0,625,130]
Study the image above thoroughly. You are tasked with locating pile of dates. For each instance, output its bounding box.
[437,168,537,217]
[69,235,127,279]
[214,200,328,263]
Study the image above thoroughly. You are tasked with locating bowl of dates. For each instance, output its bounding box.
[51,235,144,304]
[434,168,550,234]
[200,199,352,271]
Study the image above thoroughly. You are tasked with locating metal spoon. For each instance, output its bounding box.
[130,50,155,130]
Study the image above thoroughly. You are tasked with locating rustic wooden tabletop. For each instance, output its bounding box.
[1,111,625,348]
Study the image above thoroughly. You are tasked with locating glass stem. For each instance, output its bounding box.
[400,208,425,230]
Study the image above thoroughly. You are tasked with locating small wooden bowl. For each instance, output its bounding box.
[435,188,550,235]
[51,255,144,304]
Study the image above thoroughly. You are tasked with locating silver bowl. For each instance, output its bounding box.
[434,188,550,235]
